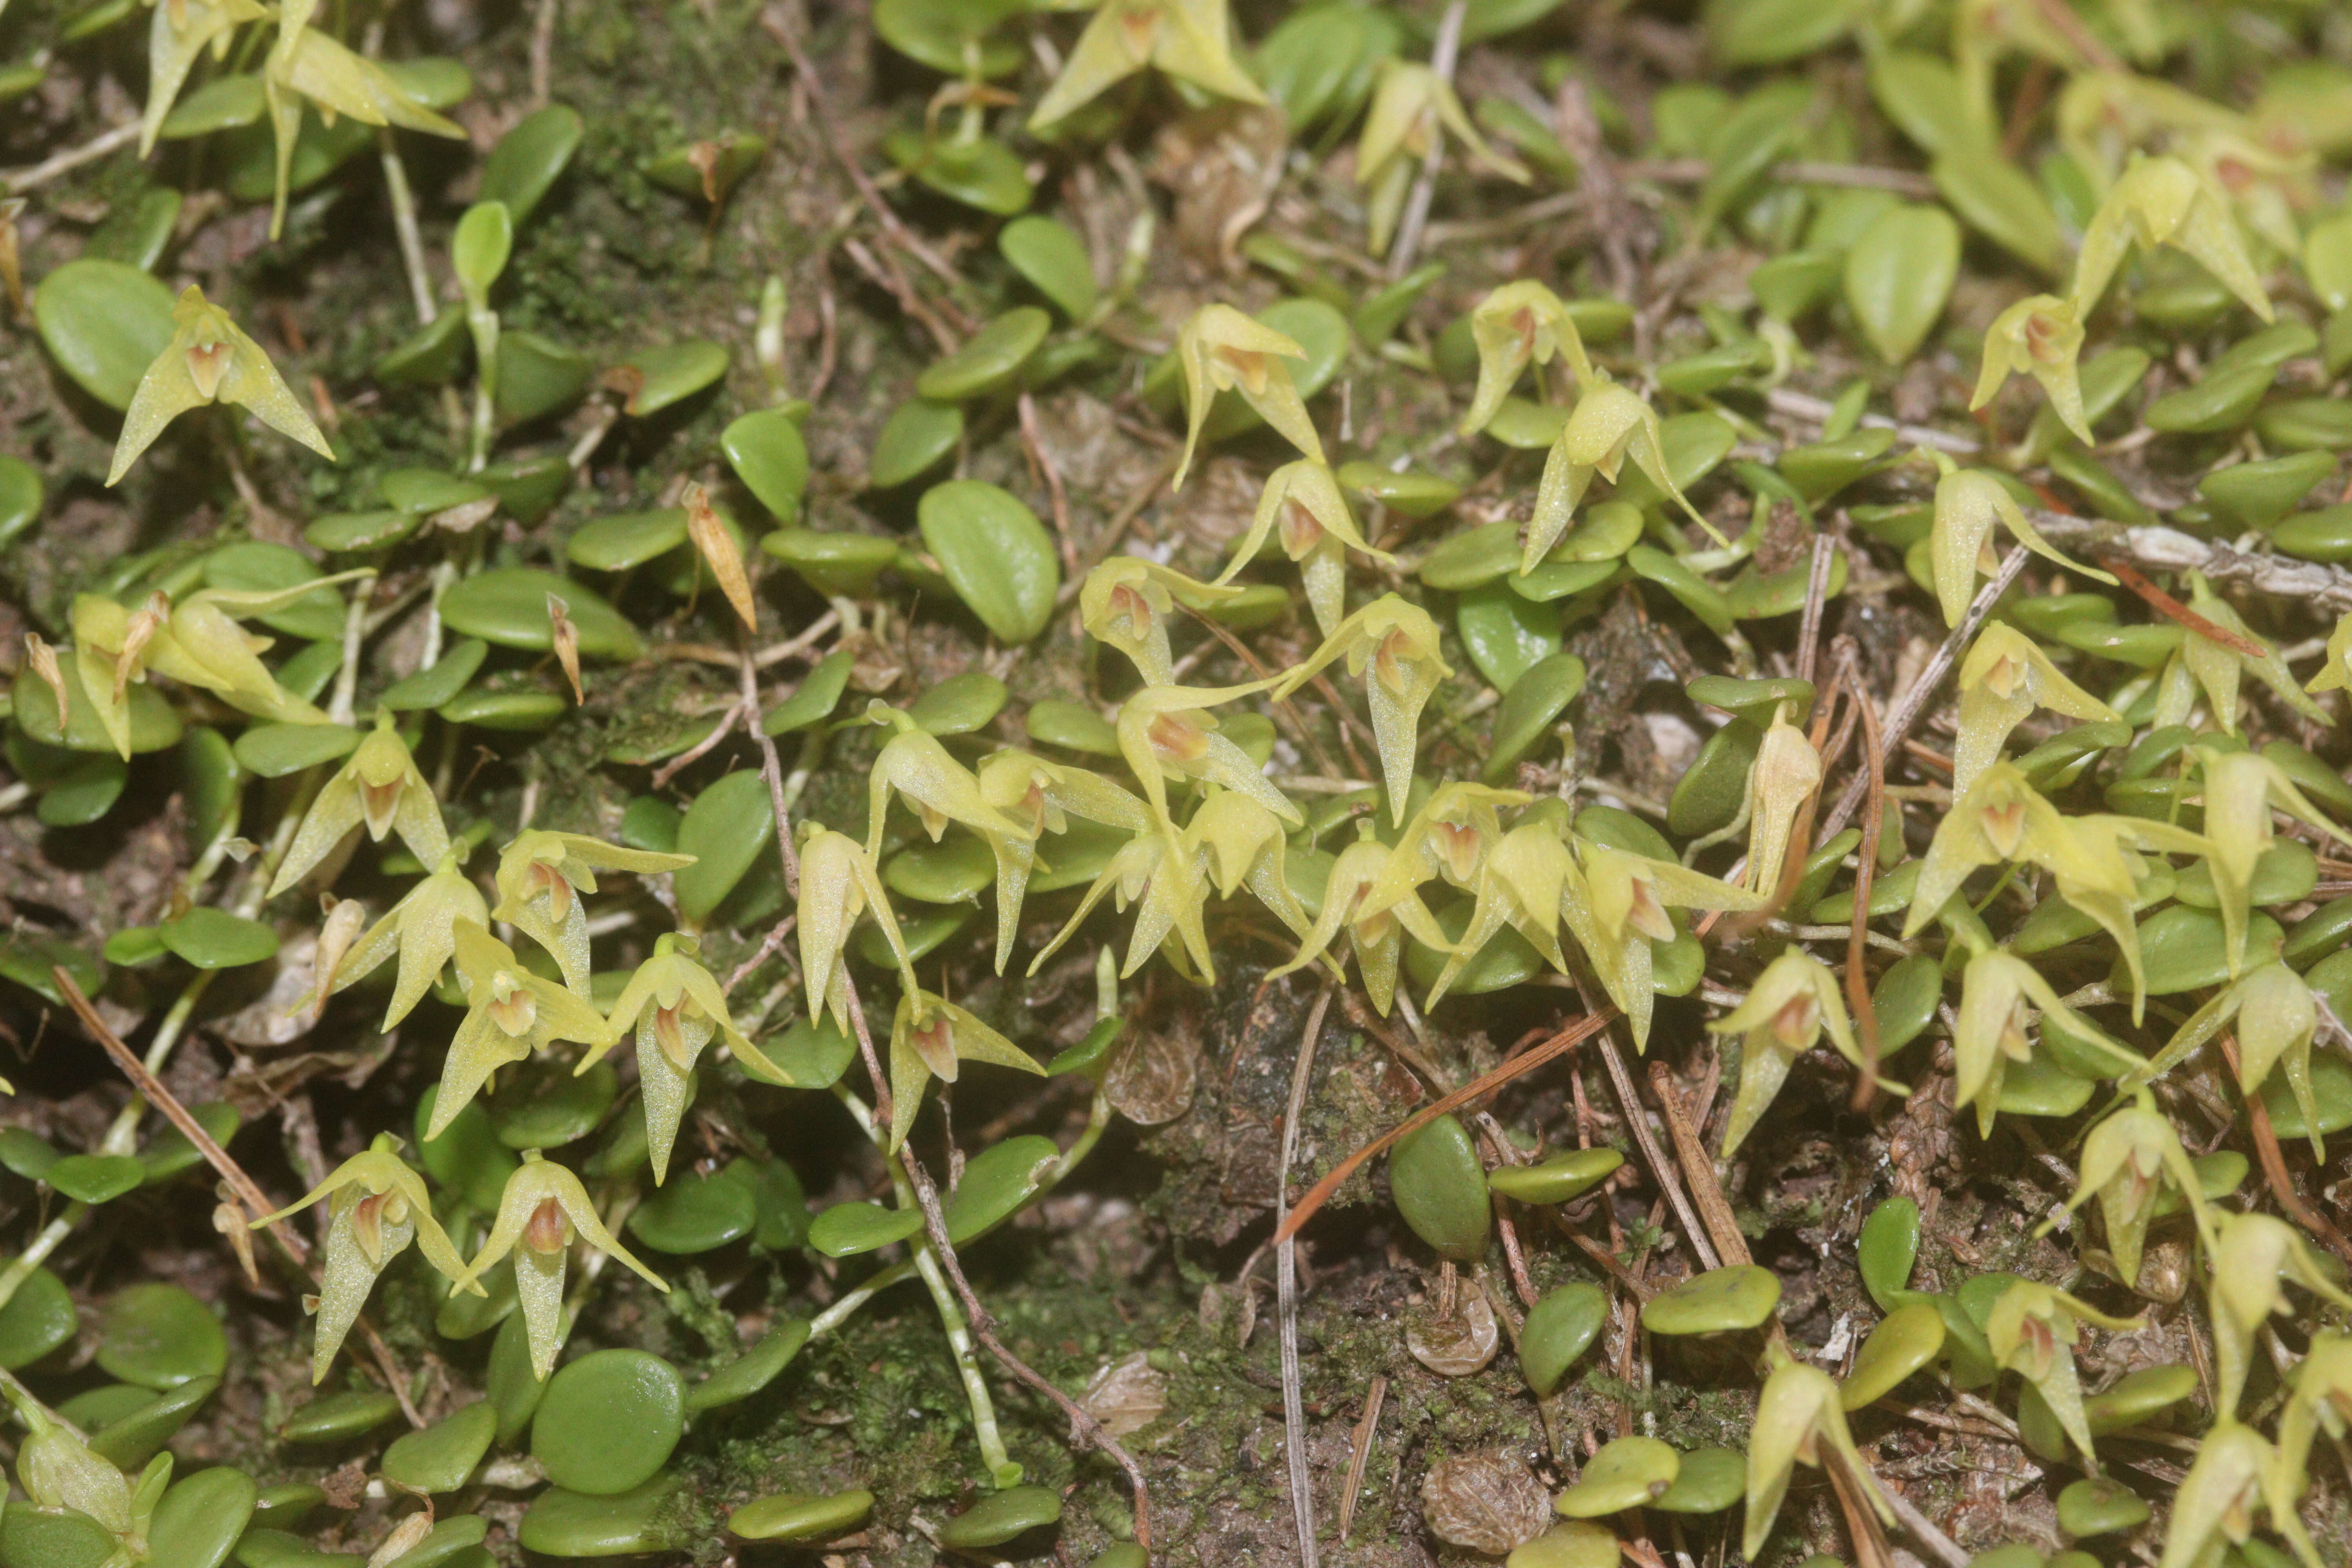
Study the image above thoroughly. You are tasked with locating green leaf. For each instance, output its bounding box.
[98,1283,229,1388]
[1639,1263,1781,1335]
[1388,1114,1490,1265]
[627,1171,757,1254]
[673,771,775,924]
[531,1350,684,1496]
[2056,1477,2150,1538]
[374,311,471,388]
[1420,521,1521,591]
[1857,1197,1920,1311]
[722,1157,809,1250]
[0,455,42,549]
[917,480,1061,645]
[885,835,993,905]
[612,341,728,418]
[1486,1147,1620,1204]
[872,0,1024,76]
[917,309,1051,402]
[494,330,595,423]
[147,1465,256,1568]
[1555,1434,1680,1517]
[380,1402,494,1494]
[727,1489,874,1544]
[380,640,488,711]
[944,1135,1059,1244]
[1025,698,1120,756]
[762,647,854,735]
[487,1060,616,1150]
[883,129,1031,216]
[686,1318,811,1414]
[761,529,898,597]
[1000,216,1098,321]
[281,1391,403,1445]
[158,74,266,138]
[938,1487,1062,1551]
[1930,150,2065,275]
[438,568,642,658]
[1843,203,1960,364]
[480,104,583,225]
[907,671,1008,737]
[452,202,514,304]
[0,1264,75,1370]
[47,1154,147,1203]
[416,1086,520,1213]
[0,935,105,1007]
[1456,581,1559,694]
[86,1377,217,1471]
[33,258,176,411]
[517,1476,683,1558]
[869,397,965,489]
[746,1016,857,1091]
[1518,1281,1606,1396]
[1651,1446,1745,1514]
[807,1201,923,1258]
[566,509,688,573]
[158,909,279,970]
[36,753,127,827]
[477,454,573,523]
[232,722,362,779]
[722,409,810,524]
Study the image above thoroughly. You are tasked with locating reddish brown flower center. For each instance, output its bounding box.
[1147,712,1209,764]
[524,1197,571,1255]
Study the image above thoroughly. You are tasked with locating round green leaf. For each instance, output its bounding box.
[939,1486,1062,1550]
[14,663,182,755]
[478,454,572,524]
[749,1015,857,1090]
[917,308,1051,403]
[945,1135,1060,1243]
[1840,1301,1946,1409]
[1422,521,1521,591]
[438,568,642,659]
[0,456,43,550]
[808,1201,923,1258]
[1650,1446,1744,1514]
[1026,698,1120,756]
[1857,1196,1920,1311]
[0,1265,77,1369]
[613,341,727,418]
[33,259,176,411]
[1000,216,1097,320]
[908,670,1009,737]
[1509,1523,1622,1568]
[1336,461,1461,519]
[728,1489,874,1543]
[567,510,687,573]
[379,641,488,712]
[1457,581,1560,693]
[36,753,128,828]
[869,398,964,488]
[1554,1435,1680,1517]
[159,74,266,138]
[488,1060,616,1149]
[672,771,775,923]
[2201,450,2335,530]
[99,1283,229,1388]
[686,1318,811,1413]
[374,312,471,389]
[0,936,105,1007]
[884,834,993,904]
[761,529,898,597]
[1519,1281,1606,1396]
[1487,1147,1621,1205]
[517,1474,683,1557]
[1388,1114,1491,1265]
[494,330,595,423]
[1639,1264,1781,1335]
[0,1508,117,1568]
[416,1086,521,1213]
[380,1401,495,1495]
[2145,363,2274,435]
[452,202,513,303]
[873,0,1024,76]
[281,1390,402,1444]
[722,1156,809,1250]
[2056,1477,2149,1538]
[480,104,583,225]
[88,1376,217,1471]
[532,1349,685,1496]
[1843,203,1960,364]
[762,647,854,735]
[157,909,279,970]
[232,722,362,779]
[884,129,1031,215]
[722,409,810,524]
[918,480,1060,645]
[47,1154,147,1203]
[627,1169,758,1254]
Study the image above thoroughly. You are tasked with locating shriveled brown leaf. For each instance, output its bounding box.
[1076,1350,1167,1439]
[1419,1451,1553,1553]
[1106,1021,1199,1126]
[1406,1292,1498,1376]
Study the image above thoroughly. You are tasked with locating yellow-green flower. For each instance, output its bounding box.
[492,830,693,998]
[140,0,270,156]
[1459,281,1594,439]
[1711,950,1866,1159]
[1951,623,2118,798]
[798,825,920,1034]
[1113,681,1298,833]
[107,284,334,485]
[867,708,1038,973]
[1171,304,1323,490]
[2042,1093,2212,1287]
[1984,1279,2143,1465]
[69,584,337,759]
[427,920,617,1140]
[262,0,465,239]
[1032,821,1214,983]
[270,713,448,897]
[1185,789,1310,939]
[1970,294,2090,444]
[977,750,1151,841]
[451,1151,668,1379]
[2157,1421,2321,1568]
[1743,1350,1891,1560]
[887,989,1044,1154]
[1741,704,1821,898]
[1274,595,1449,825]
[252,1134,472,1381]
[327,846,488,1029]
[1027,0,1265,131]
[584,935,782,1184]
[1078,558,1241,686]
[1527,384,1717,573]
[1214,460,1394,638]
[1928,463,2111,628]
[2069,152,2272,325]
[1270,828,1452,1015]
[2206,1212,2352,1416]
[1951,944,2141,1138]
[1356,60,1525,256]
